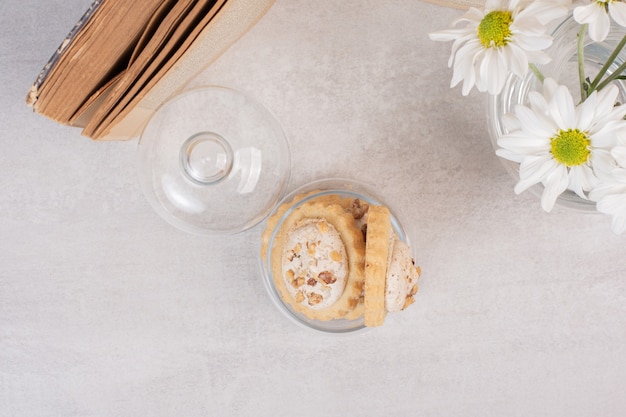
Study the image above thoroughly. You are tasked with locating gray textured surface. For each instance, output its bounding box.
[2,1,625,416]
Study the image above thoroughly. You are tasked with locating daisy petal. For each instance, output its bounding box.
[591,149,619,180]
[510,32,553,51]
[480,48,508,95]
[430,1,564,95]
[584,6,611,42]
[612,147,626,167]
[541,165,569,212]
[590,122,622,149]
[567,165,596,199]
[549,85,576,129]
[519,155,556,181]
[495,76,626,221]
[573,3,602,25]
[575,91,597,131]
[507,43,529,77]
[596,194,626,234]
[611,215,626,234]
[542,78,559,99]
[588,85,621,128]
[514,156,556,194]
[498,133,550,154]
[496,148,526,163]
[454,7,485,26]
[517,0,568,25]
[428,28,467,42]
[609,2,626,27]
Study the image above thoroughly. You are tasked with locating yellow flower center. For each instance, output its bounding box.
[550,129,591,166]
[478,11,513,48]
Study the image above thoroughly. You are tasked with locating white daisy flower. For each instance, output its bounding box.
[590,145,626,234]
[428,0,569,95]
[573,0,626,42]
[496,78,626,212]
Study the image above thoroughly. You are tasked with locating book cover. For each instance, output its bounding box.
[26,0,104,107]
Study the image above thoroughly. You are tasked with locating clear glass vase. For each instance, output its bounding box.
[487,14,626,212]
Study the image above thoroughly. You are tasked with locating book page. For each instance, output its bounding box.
[26,0,104,107]
[83,0,225,138]
[30,0,165,123]
[97,0,276,140]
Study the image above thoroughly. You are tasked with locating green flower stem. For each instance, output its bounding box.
[588,32,626,94]
[577,23,588,102]
[529,63,545,83]
[595,59,626,92]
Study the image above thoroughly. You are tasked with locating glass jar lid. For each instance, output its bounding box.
[137,86,290,235]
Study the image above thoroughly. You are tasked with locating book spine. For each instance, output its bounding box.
[27,0,105,106]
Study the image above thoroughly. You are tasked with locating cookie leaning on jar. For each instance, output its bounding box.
[260,191,421,327]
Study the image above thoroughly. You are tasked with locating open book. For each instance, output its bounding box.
[26,0,275,141]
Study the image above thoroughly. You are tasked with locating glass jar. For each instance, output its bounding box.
[487,14,626,211]
[258,178,415,333]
